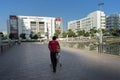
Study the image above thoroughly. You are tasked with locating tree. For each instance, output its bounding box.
[9,33,14,40]
[76,30,85,37]
[0,32,7,40]
[109,28,117,36]
[67,29,75,37]
[2,34,7,40]
[101,29,106,36]
[37,32,41,38]
[54,30,61,37]
[90,27,98,37]
[29,32,39,39]
[84,32,90,37]
[62,31,67,38]
[20,33,26,39]
[29,33,33,39]
[33,34,38,39]
[29,31,34,39]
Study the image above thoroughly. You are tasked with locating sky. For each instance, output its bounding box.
[0,0,120,32]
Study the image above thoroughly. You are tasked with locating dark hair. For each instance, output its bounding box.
[52,36,57,40]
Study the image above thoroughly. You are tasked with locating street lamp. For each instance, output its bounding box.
[98,3,104,44]
[46,22,49,40]
[98,3,104,53]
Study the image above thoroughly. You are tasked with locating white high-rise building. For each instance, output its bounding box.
[7,15,62,39]
[67,10,106,32]
[88,10,105,29]
[67,19,81,32]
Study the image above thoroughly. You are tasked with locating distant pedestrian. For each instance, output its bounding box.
[48,36,60,73]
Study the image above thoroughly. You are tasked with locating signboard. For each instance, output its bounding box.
[9,15,18,39]
[10,15,18,33]
[55,18,61,29]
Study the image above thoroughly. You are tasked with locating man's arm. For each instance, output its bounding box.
[56,41,60,49]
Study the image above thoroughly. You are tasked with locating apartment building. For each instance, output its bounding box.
[7,15,62,39]
[67,19,81,32]
[106,14,120,29]
[67,10,106,32]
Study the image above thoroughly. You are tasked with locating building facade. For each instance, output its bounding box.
[106,14,120,29]
[67,19,81,32]
[67,10,106,32]
[7,15,62,40]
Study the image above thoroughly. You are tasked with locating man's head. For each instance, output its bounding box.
[52,36,57,40]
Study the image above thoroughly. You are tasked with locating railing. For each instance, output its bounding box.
[60,41,120,56]
[0,40,16,53]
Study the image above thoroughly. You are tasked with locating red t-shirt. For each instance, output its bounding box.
[48,40,60,52]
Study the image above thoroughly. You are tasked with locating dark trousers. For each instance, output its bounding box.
[50,52,57,71]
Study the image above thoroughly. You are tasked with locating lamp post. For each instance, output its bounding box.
[98,3,104,53]
[98,2,104,44]
[46,22,49,40]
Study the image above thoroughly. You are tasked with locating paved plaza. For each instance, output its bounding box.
[0,42,120,80]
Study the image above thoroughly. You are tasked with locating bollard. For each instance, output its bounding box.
[1,45,3,52]
[0,34,2,45]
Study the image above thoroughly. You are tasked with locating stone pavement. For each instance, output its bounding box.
[0,42,120,80]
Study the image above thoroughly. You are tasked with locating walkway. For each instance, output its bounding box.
[0,42,120,80]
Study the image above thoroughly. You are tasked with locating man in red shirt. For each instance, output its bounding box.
[48,36,60,73]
